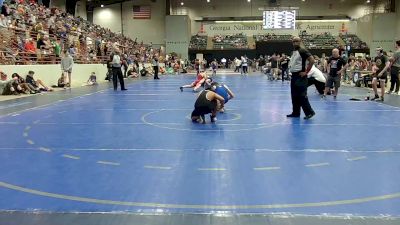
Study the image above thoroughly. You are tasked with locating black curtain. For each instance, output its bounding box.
[189,49,257,62]
[256,41,293,57]
[65,0,78,15]
[42,0,50,7]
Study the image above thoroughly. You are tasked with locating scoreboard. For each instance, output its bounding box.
[263,10,296,30]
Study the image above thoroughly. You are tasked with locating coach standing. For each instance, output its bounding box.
[111,49,127,91]
[287,36,315,120]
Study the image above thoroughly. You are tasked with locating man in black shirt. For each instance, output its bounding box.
[287,37,315,120]
[372,47,390,101]
[323,48,347,99]
[280,53,289,82]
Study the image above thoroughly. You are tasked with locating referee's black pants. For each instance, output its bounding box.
[307,77,325,94]
[112,67,125,90]
[290,72,314,116]
[389,66,399,93]
[153,66,159,79]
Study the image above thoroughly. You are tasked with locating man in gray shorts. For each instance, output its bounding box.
[61,50,74,88]
[371,47,390,101]
[388,40,400,95]
[323,48,347,99]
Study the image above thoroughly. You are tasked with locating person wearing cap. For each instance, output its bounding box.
[287,36,315,120]
[371,47,390,101]
[61,50,74,87]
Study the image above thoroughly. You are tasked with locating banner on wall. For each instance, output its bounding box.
[199,21,356,36]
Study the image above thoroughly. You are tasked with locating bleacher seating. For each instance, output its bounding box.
[254,34,293,42]
[300,32,339,49]
[0,0,159,65]
[189,34,207,50]
[340,34,368,49]
[212,34,248,49]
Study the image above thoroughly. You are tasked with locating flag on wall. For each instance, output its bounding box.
[133,5,151,19]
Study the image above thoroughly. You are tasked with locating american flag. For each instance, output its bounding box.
[133,5,151,19]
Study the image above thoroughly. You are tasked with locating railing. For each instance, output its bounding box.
[0,50,110,65]
[0,27,118,65]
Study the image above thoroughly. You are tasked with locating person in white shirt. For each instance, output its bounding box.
[307,65,326,95]
[111,49,127,91]
[0,14,8,28]
[221,58,227,68]
[234,57,241,72]
[241,56,248,75]
[287,36,315,120]
[60,51,74,87]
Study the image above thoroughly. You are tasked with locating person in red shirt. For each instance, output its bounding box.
[24,39,36,53]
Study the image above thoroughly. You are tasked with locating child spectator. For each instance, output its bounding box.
[86,72,97,85]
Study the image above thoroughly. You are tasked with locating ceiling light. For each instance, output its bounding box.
[180,1,184,5]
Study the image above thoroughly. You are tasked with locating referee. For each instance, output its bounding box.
[111,49,127,91]
[287,36,315,120]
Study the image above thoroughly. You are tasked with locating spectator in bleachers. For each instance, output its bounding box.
[0,14,8,27]
[37,35,50,50]
[24,38,36,53]
[0,0,162,72]
[1,3,9,16]
[51,38,61,57]
[254,34,293,42]
[33,21,43,33]
[212,33,248,49]
[189,35,207,50]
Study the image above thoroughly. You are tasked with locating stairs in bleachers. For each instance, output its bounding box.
[337,36,346,47]
[247,36,256,49]
[206,36,214,50]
